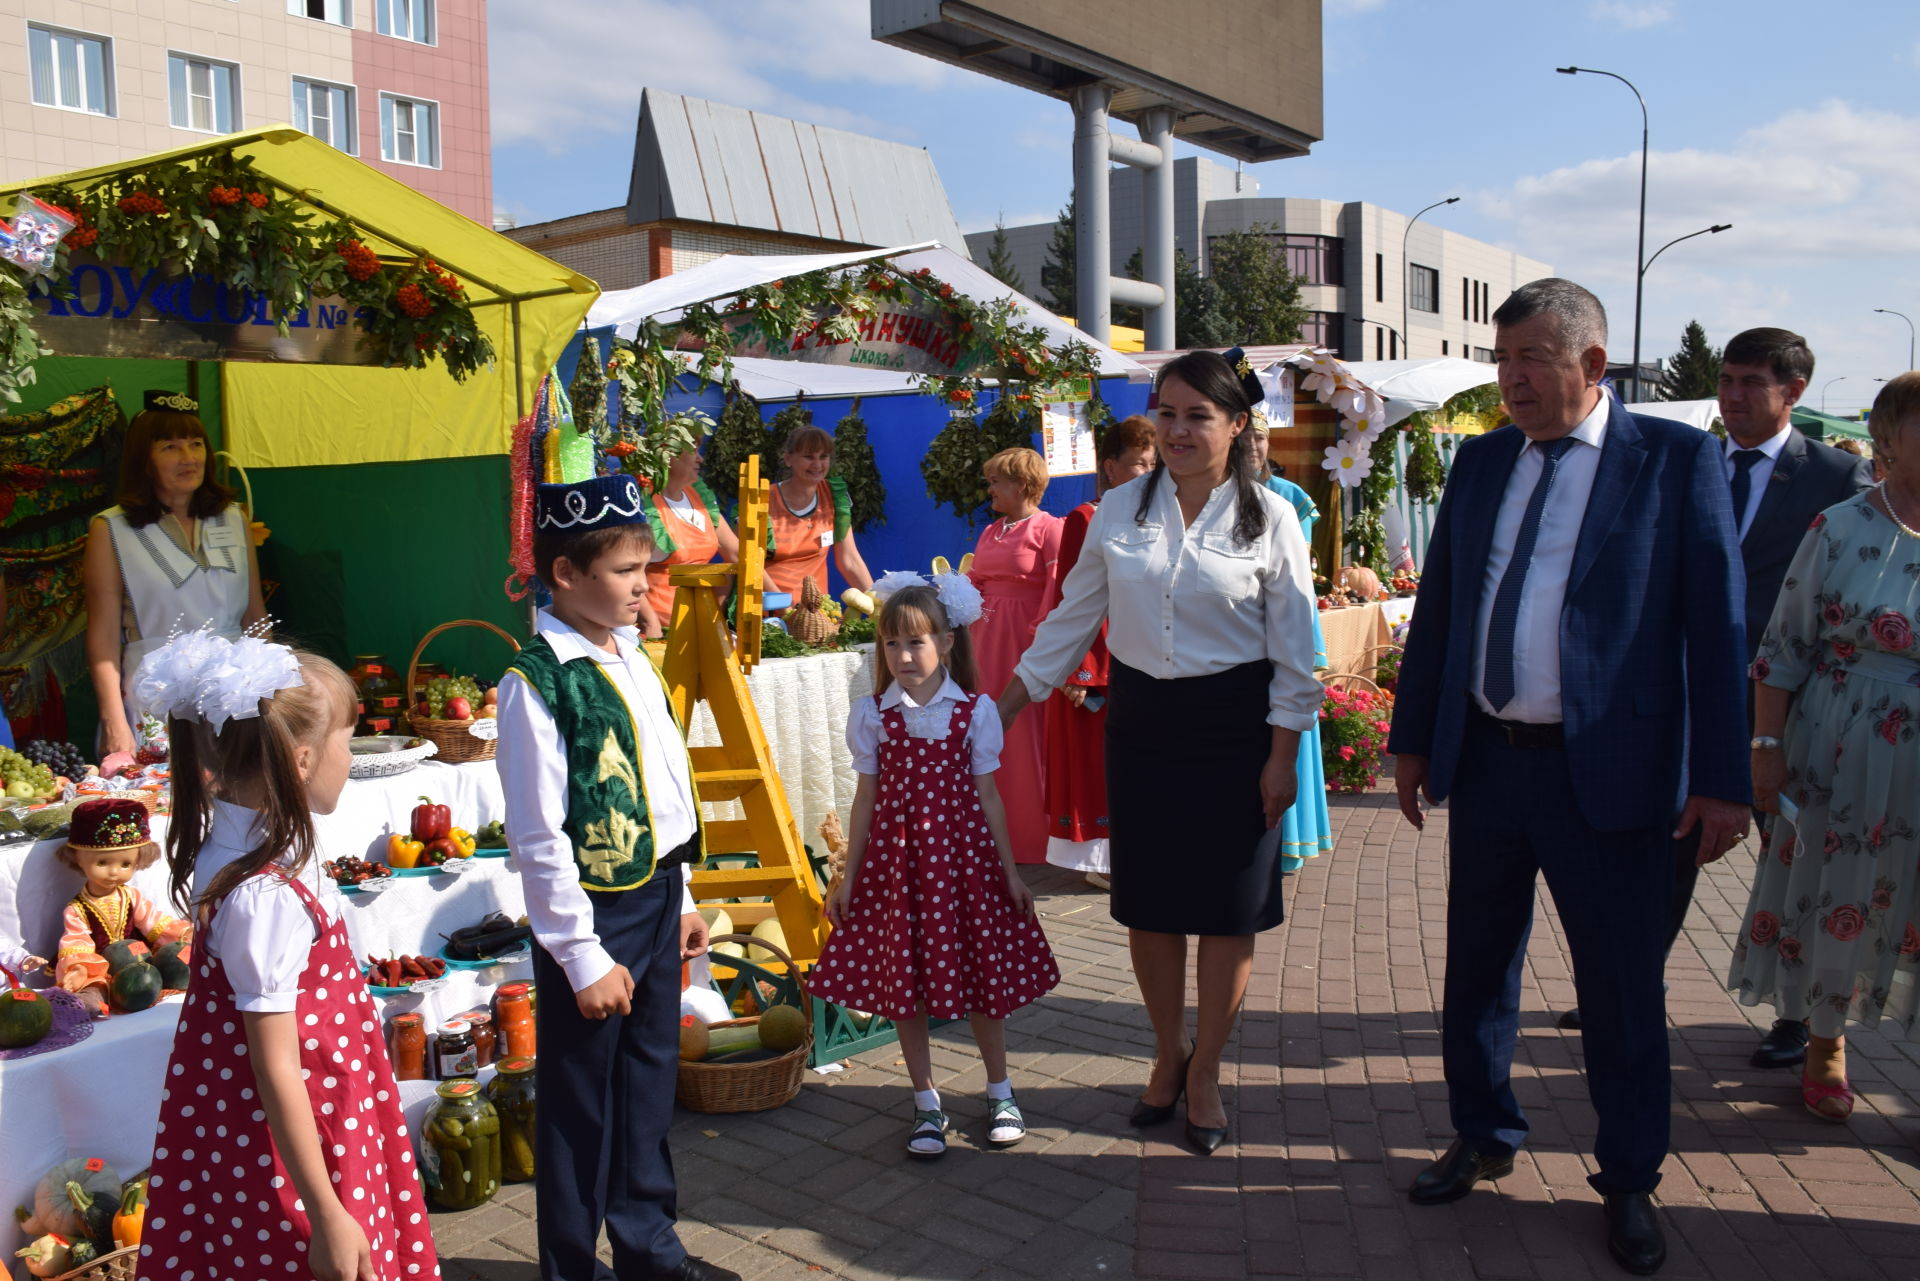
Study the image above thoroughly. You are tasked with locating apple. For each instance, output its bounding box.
[483,687,499,706]
[446,696,473,720]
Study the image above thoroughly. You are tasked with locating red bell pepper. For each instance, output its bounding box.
[411,795,451,842]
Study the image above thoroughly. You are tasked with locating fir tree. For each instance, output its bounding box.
[1660,319,1722,401]
[1039,194,1076,316]
[1207,224,1307,345]
[985,221,1025,294]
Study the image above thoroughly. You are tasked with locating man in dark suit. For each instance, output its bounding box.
[1389,279,1751,1276]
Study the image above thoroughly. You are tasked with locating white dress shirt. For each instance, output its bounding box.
[495,610,698,993]
[1015,474,1322,732]
[846,672,1004,776]
[1471,393,1610,723]
[1725,425,1789,540]
[197,799,345,1013]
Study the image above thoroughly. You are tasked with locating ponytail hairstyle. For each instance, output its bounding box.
[165,650,358,917]
[1135,349,1268,546]
[873,584,979,696]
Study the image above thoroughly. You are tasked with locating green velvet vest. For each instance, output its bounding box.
[505,635,698,893]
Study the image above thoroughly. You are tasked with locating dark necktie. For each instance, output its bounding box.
[1730,449,1765,535]
[1483,437,1574,713]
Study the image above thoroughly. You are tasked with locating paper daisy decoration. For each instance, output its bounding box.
[1297,349,1352,400]
[1321,437,1374,488]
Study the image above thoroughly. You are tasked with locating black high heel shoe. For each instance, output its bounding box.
[1129,1050,1194,1127]
[1184,1063,1229,1155]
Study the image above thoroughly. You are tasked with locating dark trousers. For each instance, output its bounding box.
[1445,717,1672,1195]
[533,857,688,1281]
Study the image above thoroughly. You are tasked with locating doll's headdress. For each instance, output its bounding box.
[67,797,152,853]
[130,624,304,731]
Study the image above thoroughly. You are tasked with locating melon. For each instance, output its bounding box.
[750,918,787,954]
[152,940,191,989]
[101,939,150,976]
[678,1019,710,1061]
[757,1003,806,1052]
[0,987,52,1047]
[111,960,163,1013]
[697,906,733,938]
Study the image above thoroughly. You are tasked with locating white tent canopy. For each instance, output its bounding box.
[675,352,922,401]
[1627,398,1720,431]
[1339,358,1498,427]
[585,242,1152,382]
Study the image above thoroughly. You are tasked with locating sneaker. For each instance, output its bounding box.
[907,1109,949,1158]
[987,1096,1027,1148]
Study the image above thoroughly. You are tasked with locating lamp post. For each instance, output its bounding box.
[1821,377,1848,415]
[1873,308,1915,370]
[1641,223,1730,278]
[1559,66,1648,400]
[1362,318,1406,362]
[1402,196,1459,362]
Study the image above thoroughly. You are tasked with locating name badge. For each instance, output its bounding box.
[819,528,835,548]
[203,520,242,551]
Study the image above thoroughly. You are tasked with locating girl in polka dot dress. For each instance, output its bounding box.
[136,636,438,1281]
[810,579,1061,1158]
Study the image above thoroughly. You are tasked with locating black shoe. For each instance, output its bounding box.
[1604,1193,1667,1275]
[1185,1119,1229,1155]
[1409,1138,1515,1205]
[1129,1049,1193,1127]
[1750,1018,1809,1069]
[648,1259,743,1281]
[1557,1007,1583,1031]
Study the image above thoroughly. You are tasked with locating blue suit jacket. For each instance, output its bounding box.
[1387,397,1752,832]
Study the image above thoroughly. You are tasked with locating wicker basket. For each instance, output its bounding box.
[676,934,810,1113]
[404,620,521,765]
[47,1245,138,1281]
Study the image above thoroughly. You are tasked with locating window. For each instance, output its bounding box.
[1442,340,1450,356]
[169,54,237,133]
[1375,327,1384,360]
[1474,346,1495,363]
[1298,311,1344,357]
[377,0,435,44]
[1462,276,1471,321]
[1408,264,1439,314]
[1375,253,1385,303]
[289,0,352,23]
[1277,234,1343,286]
[293,78,355,153]
[380,93,440,167]
[28,25,112,115]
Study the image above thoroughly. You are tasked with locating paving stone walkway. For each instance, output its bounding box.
[435,786,1920,1281]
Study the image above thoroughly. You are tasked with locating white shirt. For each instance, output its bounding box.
[1015,474,1322,732]
[1725,426,1790,540]
[495,610,698,993]
[663,487,708,532]
[1471,393,1609,723]
[846,673,1004,776]
[197,799,345,1013]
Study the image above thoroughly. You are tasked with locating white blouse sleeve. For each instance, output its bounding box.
[1016,501,1114,699]
[205,876,322,1013]
[966,698,1004,775]
[846,697,882,775]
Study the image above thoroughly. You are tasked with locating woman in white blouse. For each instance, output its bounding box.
[998,349,1322,1155]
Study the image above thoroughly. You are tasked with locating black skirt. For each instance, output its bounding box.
[1105,658,1287,935]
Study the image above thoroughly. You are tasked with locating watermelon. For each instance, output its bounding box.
[101,940,150,976]
[153,940,191,990]
[111,960,162,1013]
[0,987,52,1047]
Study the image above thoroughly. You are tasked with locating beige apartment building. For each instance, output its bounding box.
[0,0,490,223]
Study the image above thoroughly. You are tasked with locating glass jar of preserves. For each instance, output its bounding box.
[467,1012,496,1068]
[422,1079,501,1210]
[486,1055,536,1182]
[387,1013,428,1081]
[435,1018,477,1080]
[494,983,536,1058]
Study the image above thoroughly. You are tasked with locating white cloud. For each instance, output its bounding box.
[487,0,958,153]
[1590,2,1674,28]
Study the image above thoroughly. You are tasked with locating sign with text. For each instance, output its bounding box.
[703,300,971,376]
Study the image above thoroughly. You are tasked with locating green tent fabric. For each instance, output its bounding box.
[1791,406,1869,441]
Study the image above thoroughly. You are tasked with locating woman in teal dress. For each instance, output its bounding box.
[1251,422,1332,872]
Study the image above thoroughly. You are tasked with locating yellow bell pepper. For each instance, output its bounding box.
[387,834,424,868]
[447,827,477,859]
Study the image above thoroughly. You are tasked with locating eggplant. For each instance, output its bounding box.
[444,921,532,961]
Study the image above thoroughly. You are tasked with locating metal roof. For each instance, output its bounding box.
[626,90,968,254]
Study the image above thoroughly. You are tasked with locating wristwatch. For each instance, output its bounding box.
[1750,736,1782,751]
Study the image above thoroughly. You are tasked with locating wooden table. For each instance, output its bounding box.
[1320,603,1394,676]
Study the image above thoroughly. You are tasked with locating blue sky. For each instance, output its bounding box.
[490,0,1920,415]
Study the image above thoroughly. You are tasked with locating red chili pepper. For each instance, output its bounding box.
[411,796,451,842]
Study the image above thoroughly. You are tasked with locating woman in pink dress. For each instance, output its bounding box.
[969,447,1062,864]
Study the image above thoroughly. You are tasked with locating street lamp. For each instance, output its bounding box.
[1821,377,1848,415]
[1641,223,1731,278]
[1559,65,1648,400]
[1402,196,1459,362]
[1873,309,1915,370]
[1361,317,1406,361]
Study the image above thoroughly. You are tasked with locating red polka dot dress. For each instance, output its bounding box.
[140,871,439,1281]
[810,693,1060,1020]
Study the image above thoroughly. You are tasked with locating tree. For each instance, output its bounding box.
[985,221,1025,295]
[1039,194,1076,316]
[1660,319,1722,401]
[1205,224,1307,345]
[1173,249,1233,349]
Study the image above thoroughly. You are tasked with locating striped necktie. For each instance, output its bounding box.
[1483,436,1574,713]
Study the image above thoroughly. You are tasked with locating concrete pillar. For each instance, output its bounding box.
[1071,84,1113,343]
[1141,107,1176,351]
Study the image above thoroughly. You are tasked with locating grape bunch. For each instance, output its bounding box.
[19,739,88,780]
[422,674,484,719]
[0,745,59,798]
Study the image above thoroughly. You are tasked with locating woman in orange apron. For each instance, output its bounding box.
[641,444,740,637]
[766,425,874,601]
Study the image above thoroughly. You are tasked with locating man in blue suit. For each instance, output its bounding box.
[1388,279,1752,1276]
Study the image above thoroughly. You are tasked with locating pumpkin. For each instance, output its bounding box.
[101,939,150,976]
[15,1234,71,1279]
[0,986,53,1047]
[111,959,163,1013]
[31,1158,119,1242]
[152,939,191,989]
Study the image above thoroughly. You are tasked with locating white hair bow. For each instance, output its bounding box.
[131,625,304,732]
[869,569,986,628]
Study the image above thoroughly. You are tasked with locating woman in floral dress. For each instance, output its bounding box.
[1728,373,1920,1121]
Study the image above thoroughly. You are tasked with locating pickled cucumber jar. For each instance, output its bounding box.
[421,1079,501,1210]
[487,1055,536,1182]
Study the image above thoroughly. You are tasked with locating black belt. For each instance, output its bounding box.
[1468,704,1565,749]
[654,834,700,870]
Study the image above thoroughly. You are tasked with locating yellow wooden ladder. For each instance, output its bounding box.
[660,456,826,965]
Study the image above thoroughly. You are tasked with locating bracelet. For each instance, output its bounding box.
[1750,736,1782,751]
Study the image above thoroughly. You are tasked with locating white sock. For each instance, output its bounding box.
[985,1077,1013,1101]
[914,1088,941,1112]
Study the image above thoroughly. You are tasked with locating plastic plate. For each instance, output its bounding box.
[437,939,532,970]
[362,965,448,997]
[338,877,395,895]
[473,846,510,859]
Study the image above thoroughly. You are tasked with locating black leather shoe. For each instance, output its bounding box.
[1129,1050,1193,1127]
[1750,1018,1809,1069]
[1604,1193,1667,1275]
[1409,1138,1515,1205]
[1185,1119,1228,1155]
[648,1259,743,1281]
[1557,1007,1583,1031]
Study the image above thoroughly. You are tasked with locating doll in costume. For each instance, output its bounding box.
[55,797,191,1015]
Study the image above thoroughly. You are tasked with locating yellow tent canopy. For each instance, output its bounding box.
[0,127,597,468]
